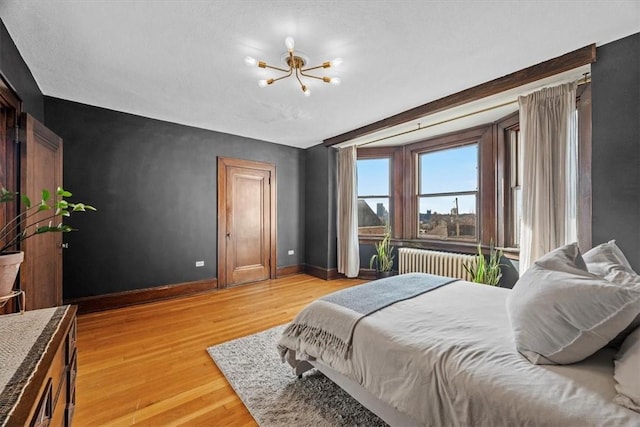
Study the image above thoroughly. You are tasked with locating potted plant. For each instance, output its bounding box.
[463,241,504,286]
[369,226,395,278]
[0,187,95,298]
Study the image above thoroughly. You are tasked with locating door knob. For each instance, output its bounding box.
[60,243,69,249]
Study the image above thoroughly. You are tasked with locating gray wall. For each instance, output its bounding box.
[44,97,305,299]
[2,14,639,293]
[304,144,337,271]
[592,32,640,272]
[0,19,43,121]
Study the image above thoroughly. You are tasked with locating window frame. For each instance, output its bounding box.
[356,155,392,236]
[356,147,403,239]
[405,125,495,247]
[496,112,520,249]
[416,143,480,242]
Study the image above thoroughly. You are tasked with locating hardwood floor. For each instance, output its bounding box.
[75,274,365,426]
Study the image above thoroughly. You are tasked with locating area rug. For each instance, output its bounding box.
[207,324,387,426]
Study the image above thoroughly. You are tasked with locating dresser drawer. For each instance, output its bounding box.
[30,335,67,427]
[66,318,77,363]
[1,306,78,427]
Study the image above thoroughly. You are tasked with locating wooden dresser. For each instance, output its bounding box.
[0,305,77,426]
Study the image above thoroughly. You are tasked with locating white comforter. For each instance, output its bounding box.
[282,280,640,426]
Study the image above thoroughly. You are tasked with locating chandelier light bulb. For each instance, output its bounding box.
[330,58,343,67]
[285,36,295,52]
[244,56,257,66]
[258,79,268,88]
[330,77,341,85]
[302,86,311,96]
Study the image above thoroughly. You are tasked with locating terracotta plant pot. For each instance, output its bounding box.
[0,251,24,296]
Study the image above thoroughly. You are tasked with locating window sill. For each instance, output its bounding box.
[359,237,478,255]
[500,247,520,260]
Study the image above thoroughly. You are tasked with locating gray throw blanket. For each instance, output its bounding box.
[277,273,455,363]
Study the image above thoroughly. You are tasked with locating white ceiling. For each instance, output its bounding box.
[0,1,638,149]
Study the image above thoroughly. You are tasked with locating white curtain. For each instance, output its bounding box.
[337,146,360,278]
[519,82,578,272]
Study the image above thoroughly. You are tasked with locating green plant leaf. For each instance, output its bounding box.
[58,224,74,232]
[464,242,504,286]
[68,203,96,211]
[35,225,53,234]
[369,254,378,270]
[57,187,72,197]
[369,226,394,272]
[0,187,94,252]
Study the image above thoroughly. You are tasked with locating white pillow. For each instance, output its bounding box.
[583,240,636,279]
[583,241,640,346]
[614,327,640,412]
[507,243,640,365]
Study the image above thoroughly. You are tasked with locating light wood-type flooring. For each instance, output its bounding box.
[75,274,365,426]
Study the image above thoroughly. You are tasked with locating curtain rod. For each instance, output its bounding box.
[355,74,591,148]
[356,99,517,147]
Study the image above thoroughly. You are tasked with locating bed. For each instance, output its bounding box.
[277,243,640,427]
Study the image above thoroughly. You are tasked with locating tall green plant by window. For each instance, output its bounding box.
[369,227,394,272]
[463,242,504,286]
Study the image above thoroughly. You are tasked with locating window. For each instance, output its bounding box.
[357,157,390,235]
[417,144,478,241]
[353,92,590,257]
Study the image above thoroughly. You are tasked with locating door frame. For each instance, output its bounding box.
[0,76,21,313]
[0,76,21,233]
[217,157,276,288]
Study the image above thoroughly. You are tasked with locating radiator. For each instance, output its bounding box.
[398,248,476,280]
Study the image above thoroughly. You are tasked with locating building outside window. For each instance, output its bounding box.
[418,144,478,241]
[356,157,391,235]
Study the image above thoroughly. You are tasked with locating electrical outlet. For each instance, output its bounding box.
[195,260,205,267]
[288,250,295,255]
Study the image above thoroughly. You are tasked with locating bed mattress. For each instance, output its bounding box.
[279,280,640,426]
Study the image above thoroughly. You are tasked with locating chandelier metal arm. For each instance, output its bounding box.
[300,62,331,73]
[299,70,330,82]
[271,69,294,83]
[260,62,291,74]
[294,67,307,92]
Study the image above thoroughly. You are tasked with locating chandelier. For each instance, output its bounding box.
[244,37,342,96]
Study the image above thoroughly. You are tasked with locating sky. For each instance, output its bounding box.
[357,143,478,215]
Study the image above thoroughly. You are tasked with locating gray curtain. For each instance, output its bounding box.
[337,146,360,278]
[519,82,578,272]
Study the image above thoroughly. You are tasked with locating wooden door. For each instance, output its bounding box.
[20,113,63,309]
[218,157,276,287]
